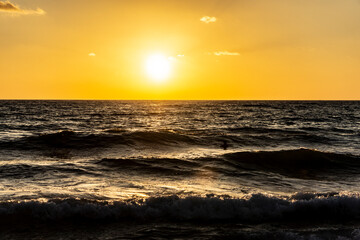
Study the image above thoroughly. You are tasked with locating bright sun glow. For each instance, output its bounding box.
[146,54,171,82]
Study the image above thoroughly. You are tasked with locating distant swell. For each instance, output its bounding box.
[0,130,197,150]
[97,157,199,176]
[0,126,337,152]
[0,163,95,179]
[1,193,360,224]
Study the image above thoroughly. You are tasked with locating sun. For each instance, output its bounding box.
[145,54,171,83]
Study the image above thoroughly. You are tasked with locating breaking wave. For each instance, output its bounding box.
[1,193,360,224]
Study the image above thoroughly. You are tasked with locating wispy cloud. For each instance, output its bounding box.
[0,1,45,15]
[213,51,240,56]
[167,55,185,62]
[200,16,217,24]
[0,1,16,11]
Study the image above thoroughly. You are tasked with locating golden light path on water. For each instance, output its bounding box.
[0,155,251,202]
[0,154,331,203]
[1,101,359,206]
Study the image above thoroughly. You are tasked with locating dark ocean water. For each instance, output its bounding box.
[0,100,360,239]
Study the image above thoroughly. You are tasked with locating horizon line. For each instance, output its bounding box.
[0,99,360,101]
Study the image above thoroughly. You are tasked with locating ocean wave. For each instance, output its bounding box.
[223,149,360,179]
[97,157,199,176]
[229,126,355,135]
[226,126,334,143]
[0,124,340,152]
[0,163,95,179]
[0,130,197,150]
[94,149,360,179]
[1,193,360,224]
[1,146,355,180]
[227,126,298,134]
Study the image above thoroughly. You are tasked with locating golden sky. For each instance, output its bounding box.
[1,0,360,100]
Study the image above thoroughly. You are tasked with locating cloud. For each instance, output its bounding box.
[200,16,217,24]
[213,51,240,56]
[0,1,45,15]
[88,53,96,57]
[167,55,185,61]
[0,1,16,11]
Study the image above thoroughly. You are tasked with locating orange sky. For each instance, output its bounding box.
[1,0,360,100]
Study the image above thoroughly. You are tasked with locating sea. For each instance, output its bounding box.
[0,100,360,239]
